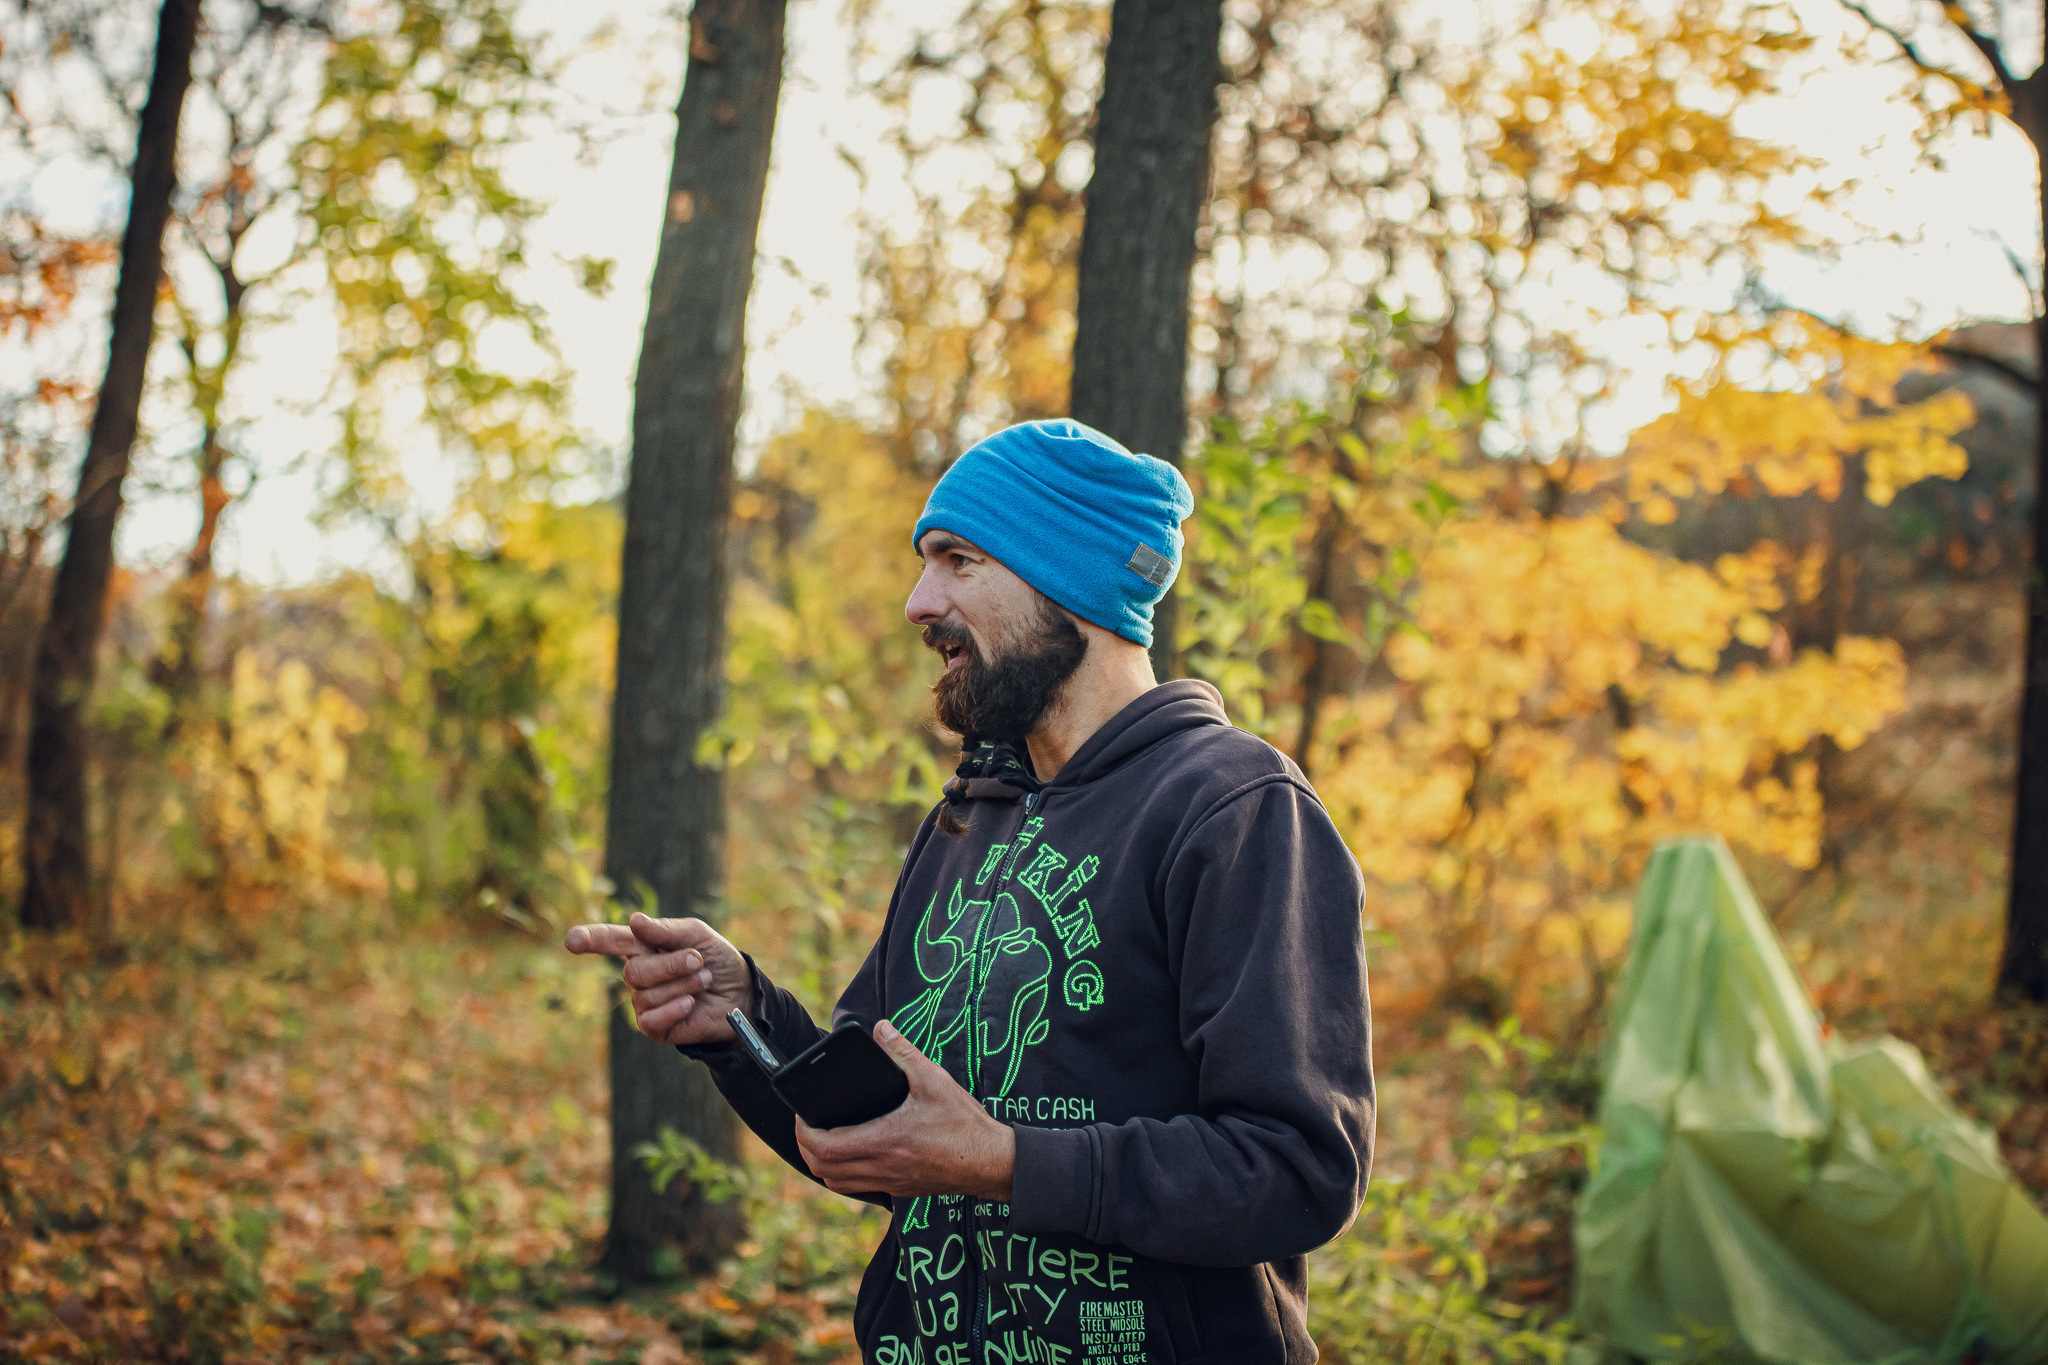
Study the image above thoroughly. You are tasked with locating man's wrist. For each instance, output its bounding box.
[974,1122,1017,1202]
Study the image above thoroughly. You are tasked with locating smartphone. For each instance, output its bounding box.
[727,1009,910,1129]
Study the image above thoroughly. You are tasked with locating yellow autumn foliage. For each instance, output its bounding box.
[163,652,368,900]
[1629,322,1974,513]
[1159,332,1950,1016]
[711,410,943,797]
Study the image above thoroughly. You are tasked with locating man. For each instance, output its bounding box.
[569,418,1374,1365]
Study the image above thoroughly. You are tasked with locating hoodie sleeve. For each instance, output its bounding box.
[1005,775,1375,1267]
[674,954,834,1189]
[677,814,940,1203]
[679,946,896,1210]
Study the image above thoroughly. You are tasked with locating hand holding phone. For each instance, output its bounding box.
[728,1009,911,1129]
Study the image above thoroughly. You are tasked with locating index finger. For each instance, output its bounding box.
[564,923,648,957]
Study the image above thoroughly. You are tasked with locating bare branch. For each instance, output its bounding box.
[1938,1,2014,90]
[1933,342,2039,391]
[1837,0,2003,105]
[1839,0,1966,81]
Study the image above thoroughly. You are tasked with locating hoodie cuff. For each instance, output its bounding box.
[676,952,770,1063]
[1008,1124,1096,1237]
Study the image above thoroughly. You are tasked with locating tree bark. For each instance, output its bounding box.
[1998,168,2048,1002]
[1069,0,1223,681]
[154,424,230,722]
[19,0,201,931]
[602,0,786,1282]
[1996,53,2046,1002]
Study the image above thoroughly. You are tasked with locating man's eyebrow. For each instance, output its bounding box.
[919,533,978,559]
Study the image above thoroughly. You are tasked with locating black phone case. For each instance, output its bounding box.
[769,1023,910,1129]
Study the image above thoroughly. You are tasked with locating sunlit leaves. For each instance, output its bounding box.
[1179,331,1470,741]
[1628,319,1973,512]
[852,0,1104,462]
[382,500,622,921]
[707,411,942,801]
[1178,318,1945,1013]
[295,0,573,527]
[1198,0,1830,457]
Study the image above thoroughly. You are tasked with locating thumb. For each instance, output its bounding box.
[627,912,702,951]
[872,1018,938,1080]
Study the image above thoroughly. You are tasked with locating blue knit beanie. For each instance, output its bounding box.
[912,419,1194,647]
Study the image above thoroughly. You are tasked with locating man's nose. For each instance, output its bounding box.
[905,568,948,626]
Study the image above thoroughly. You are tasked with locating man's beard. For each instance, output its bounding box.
[925,595,1088,744]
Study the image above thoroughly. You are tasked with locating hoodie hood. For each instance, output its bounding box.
[1051,678,1230,788]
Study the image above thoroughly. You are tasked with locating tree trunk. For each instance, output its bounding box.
[1069,0,1223,682]
[154,426,230,725]
[1291,497,1348,777]
[1996,54,2046,1002]
[19,0,201,932]
[602,0,786,1282]
[1998,202,2048,1002]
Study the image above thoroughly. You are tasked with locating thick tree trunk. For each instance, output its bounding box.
[1069,0,1223,681]
[1997,63,2047,1001]
[602,0,786,1282]
[1998,273,2048,1001]
[19,0,200,931]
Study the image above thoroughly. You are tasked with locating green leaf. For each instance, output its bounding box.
[1364,598,1390,651]
[1301,599,1361,651]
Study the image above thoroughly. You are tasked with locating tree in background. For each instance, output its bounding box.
[1835,0,2045,1000]
[153,1,334,718]
[604,0,788,1282]
[2,0,567,921]
[19,0,201,930]
[293,0,578,923]
[1175,312,1969,1023]
[0,220,112,620]
[1069,0,1223,680]
[0,218,113,836]
[851,0,1104,464]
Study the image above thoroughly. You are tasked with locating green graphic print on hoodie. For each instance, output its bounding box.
[685,680,1376,1365]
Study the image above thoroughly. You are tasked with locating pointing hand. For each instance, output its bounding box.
[564,912,753,1047]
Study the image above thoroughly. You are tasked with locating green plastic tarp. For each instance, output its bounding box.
[1573,836,2048,1364]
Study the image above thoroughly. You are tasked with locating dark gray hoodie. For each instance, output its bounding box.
[690,678,1375,1364]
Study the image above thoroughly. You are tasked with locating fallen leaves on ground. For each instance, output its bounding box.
[0,913,878,1364]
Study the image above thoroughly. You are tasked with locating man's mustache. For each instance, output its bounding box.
[922,622,976,658]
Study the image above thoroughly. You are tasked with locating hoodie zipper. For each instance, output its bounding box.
[997,789,1040,882]
[972,786,1040,1364]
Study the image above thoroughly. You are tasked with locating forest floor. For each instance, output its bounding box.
[2,896,2041,1365]
[0,915,887,1364]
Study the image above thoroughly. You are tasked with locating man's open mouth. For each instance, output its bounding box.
[940,642,969,671]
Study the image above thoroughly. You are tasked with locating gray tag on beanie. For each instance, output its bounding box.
[1126,542,1173,586]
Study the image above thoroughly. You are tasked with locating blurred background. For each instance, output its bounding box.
[1,0,2042,1359]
